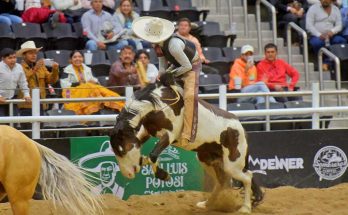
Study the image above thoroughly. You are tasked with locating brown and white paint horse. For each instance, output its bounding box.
[0,125,102,215]
[110,83,263,213]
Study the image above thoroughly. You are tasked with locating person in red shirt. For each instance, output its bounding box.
[256,43,300,102]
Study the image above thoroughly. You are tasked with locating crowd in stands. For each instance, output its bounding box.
[0,0,342,125]
[270,0,348,71]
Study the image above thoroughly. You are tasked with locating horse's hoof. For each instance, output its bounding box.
[196,200,207,209]
[238,205,251,214]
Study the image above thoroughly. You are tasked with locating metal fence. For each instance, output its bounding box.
[1,83,348,139]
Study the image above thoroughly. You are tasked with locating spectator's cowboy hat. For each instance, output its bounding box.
[132,16,175,43]
[16,41,42,57]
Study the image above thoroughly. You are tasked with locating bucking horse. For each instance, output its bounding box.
[109,79,264,213]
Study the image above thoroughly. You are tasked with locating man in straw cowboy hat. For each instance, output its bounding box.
[16,40,59,117]
[0,48,31,116]
[132,16,202,147]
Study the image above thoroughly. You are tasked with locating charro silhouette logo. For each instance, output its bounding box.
[313,146,348,181]
[159,146,180,162]
[249,155,304,175]
[78,141,125,198]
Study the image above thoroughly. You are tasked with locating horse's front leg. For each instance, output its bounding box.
[140,132,171,181]
[136,127,171,181]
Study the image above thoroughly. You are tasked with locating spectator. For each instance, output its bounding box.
[256,43,300,102]
[341,4,348,41]
[21,4,67,27]
[60,50,124,115]
[307,0,342,7]
[306,0,346,70]
[229,45,277,104]
[135,50,159,84]
[0,48,31,116]
[271,0,306,43]
[176,17,209,63]
[50,0,88,23]
[113,0,151,50]
[81,0,128,51]
[0,0,23,26]
[16,41,59,116]
[107,45,139,96]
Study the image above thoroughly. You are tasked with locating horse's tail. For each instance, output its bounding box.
[34,141,103,215]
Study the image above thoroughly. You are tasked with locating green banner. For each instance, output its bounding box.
[70,136,204,200]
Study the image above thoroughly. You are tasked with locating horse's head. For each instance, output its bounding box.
[109,109,142,179]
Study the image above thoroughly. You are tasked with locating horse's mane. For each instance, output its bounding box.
[133,83,161,107]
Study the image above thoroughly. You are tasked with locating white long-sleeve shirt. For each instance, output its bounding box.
[0,61,30,98]
[306,3,342,37]
[158,37,199,77]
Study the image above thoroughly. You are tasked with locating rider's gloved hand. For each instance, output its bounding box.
[159,72,175,86]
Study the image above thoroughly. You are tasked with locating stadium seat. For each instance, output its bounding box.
[44,50,71,68]
[0,23,16,49]
[141,9,173,21]
[12,23,47,51]
[106,49,121,64]
[135,0,167,11]
[72,22,87,49]
[144,48,159,66]
[199,73,223,94]
[44,109,88,137]
[167,0,209,21]
[201,64,219,75]
[42,23,79,50]
[222,47,242,62]
[97,76,110,87]
[285,101,312,129]
[202,47,225,61]
[80,50,111,77]
[329,44,348,81]
[256,102,293,130]
[208,61,232,77]
[196,21,221,35]
[227,102,264,131]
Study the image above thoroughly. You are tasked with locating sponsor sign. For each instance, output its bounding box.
[70,137,204,200]
[313,146,348,181]
[248,130,348,188]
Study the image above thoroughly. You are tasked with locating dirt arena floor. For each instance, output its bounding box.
[0,183,347,215]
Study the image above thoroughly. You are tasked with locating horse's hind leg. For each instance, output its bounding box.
[0,182,7,201]
[227,168,252,213]
[6,179,38,215]
[197,162,230,209]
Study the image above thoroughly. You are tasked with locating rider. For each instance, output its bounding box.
[132,16,202,147]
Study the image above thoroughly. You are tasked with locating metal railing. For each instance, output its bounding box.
[3,83,348,138]
[227,0,233,31]
[318,47,342,106]
[287,22,309,88]
[256,0,277,55]
[243,0,249,37]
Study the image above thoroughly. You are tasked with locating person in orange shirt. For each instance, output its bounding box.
[229,45,276,104]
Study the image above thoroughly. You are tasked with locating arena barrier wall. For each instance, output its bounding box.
[248,129,348,188]
[37,129,348,200]
[39,137,204,200]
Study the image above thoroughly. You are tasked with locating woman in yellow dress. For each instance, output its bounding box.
[60,50,124,115]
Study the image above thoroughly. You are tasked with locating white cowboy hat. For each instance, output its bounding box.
[16,40,42,57]
[132,16,175,44]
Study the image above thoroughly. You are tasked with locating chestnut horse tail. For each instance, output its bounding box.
[34,142,103,215]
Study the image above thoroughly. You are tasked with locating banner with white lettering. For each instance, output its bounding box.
[247,130,348,188]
